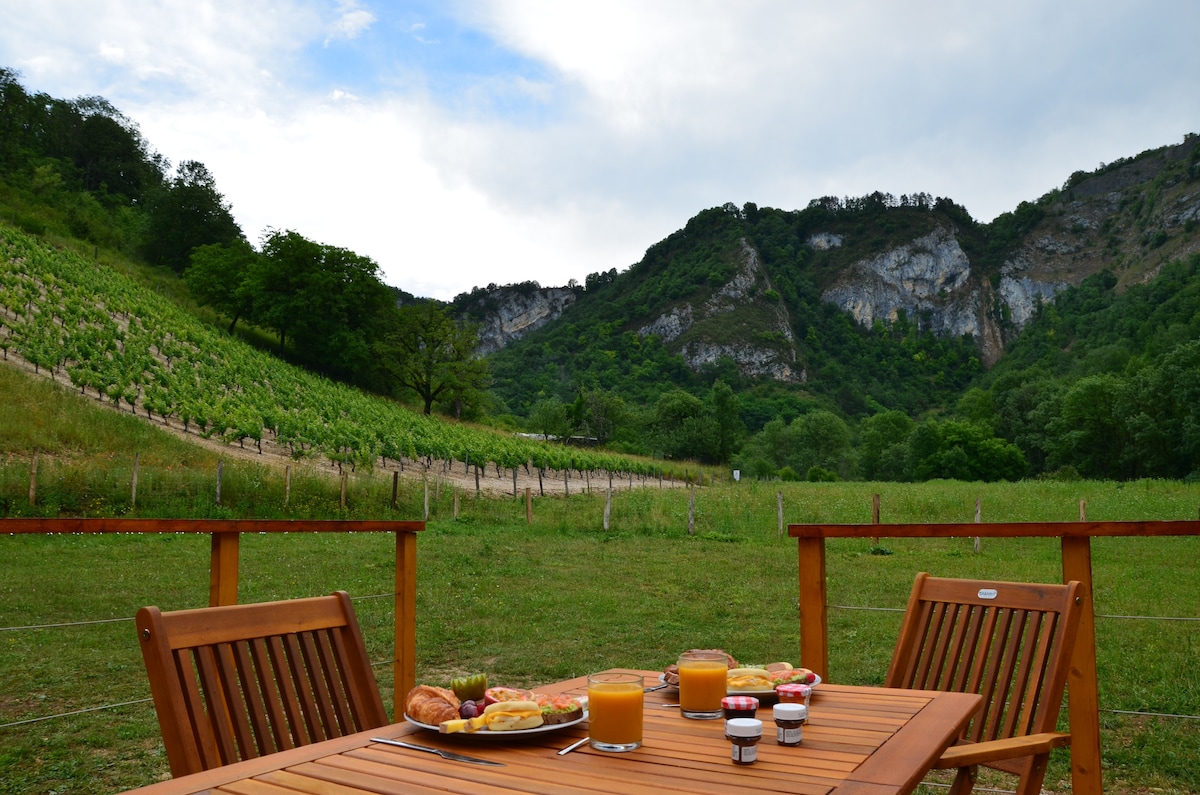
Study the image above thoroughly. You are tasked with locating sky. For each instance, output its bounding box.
[3,1,1198,301]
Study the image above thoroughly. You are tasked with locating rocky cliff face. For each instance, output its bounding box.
[820,135,1200,366]
[638,239,804,382]
[822,225,1010,365]
[466,286,577,355]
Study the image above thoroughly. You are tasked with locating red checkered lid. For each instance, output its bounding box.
[721,695,760,710]
[775,684,812,697]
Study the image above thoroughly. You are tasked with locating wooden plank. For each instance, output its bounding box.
[788,520,1200,539]
[1062,536,1103,795]
[209,533,240,607]
[846,691,980,794]
[0,518,425,534]
[394,530,418,711]
[798,536,829,679]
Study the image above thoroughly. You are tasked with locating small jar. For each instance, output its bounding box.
[722,695,759,720]
[725,717,763,765]
[775,683,812,712]
[773,703,805,746]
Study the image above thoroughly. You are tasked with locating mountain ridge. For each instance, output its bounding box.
[467,133,1200,393]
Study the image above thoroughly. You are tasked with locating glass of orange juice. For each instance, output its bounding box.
[587,672,644,751]
[677,651,727,719]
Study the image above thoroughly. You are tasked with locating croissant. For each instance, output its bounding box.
[405,685,461,724]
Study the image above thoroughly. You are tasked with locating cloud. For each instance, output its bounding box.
[2,0,1198,301]
[326,0,376,44]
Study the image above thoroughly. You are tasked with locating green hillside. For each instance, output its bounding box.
[0,223,668,494]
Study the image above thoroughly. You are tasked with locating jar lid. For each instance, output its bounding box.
[775,683,812,697]
[722,696,760,710]
[773,702,806,720]
[725,717,763,737]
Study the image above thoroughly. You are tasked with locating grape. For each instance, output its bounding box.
[459,700,480,719]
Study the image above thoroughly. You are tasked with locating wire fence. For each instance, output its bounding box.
[3,597,1197,731]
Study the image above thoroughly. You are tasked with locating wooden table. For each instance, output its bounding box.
[120,670,981,795]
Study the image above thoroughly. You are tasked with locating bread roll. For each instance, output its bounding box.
[406,685,461,725]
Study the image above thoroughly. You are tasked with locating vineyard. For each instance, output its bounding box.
[0,225,668,486]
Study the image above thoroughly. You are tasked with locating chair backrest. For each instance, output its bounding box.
[137,591,388,777]
[885,573,1083,745]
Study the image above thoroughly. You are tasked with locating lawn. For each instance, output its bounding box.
[2,478,1199,793]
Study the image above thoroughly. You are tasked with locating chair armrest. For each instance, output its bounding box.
[933,733,1071,769]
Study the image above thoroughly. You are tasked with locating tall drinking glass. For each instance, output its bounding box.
[587,672,644,752]
[677,651,726,719]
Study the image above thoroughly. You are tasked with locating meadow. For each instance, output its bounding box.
[3,471,1199,794]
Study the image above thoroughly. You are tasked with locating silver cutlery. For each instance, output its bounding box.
[557,736,590,756]
[370,737,506,766]
[643,683,669,693]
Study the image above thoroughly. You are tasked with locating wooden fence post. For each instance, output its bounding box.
[871,493,880,544]
[687,487,696,536]
[209,531,239,606]
[1062,535,1102,795]
[28,451,38,506]
[973,497,981,553]
[130,453,139,508]
[525,487,532,524]
[423,475,430,520]
[340,471,347,509]
[604,489,612,531]
[391,470,398,509]
[395,528,418,713]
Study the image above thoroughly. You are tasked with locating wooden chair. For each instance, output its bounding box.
[885,573,1084,795]
[136,591,389,777]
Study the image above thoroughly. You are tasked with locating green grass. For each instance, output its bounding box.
[3,366,1200,793]
[3,484,1200,793]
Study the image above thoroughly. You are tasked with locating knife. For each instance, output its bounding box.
[370,737,506,766]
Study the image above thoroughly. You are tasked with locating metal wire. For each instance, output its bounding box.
[0,699,152,730]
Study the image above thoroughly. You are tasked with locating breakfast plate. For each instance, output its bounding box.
[404,700,588,738]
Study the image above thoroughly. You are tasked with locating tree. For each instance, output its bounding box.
[708,380,743,462]
[650,389,720,462]
[530,399,573,442]
[859,410,914,481]
[186,240,259,332]
[250,229,396,381]
[144,160,242,270]
[571,388,627,444]
[376,301,490,415]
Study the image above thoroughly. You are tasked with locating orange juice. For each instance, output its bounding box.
[678,655,727,719]
[587,675,644,751]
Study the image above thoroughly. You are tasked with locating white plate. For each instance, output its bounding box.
[404,702,588,738]
[658,672,822,693]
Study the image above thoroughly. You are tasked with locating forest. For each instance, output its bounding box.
[3,67,1200,483]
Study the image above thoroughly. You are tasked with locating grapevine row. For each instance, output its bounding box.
[1,226,661,480]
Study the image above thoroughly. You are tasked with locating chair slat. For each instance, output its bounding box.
[247,636,294,753]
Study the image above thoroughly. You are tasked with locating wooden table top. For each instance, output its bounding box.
[120,669,981,795]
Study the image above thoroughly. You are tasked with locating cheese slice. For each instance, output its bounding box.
[438,715,488,733]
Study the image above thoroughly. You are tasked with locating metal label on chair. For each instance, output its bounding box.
[978,588,998,599]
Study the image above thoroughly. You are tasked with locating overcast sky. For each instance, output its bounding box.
[3,1,1198,300]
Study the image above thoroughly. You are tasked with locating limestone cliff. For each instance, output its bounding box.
[637,239,804,382]
[459,285,577,356]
